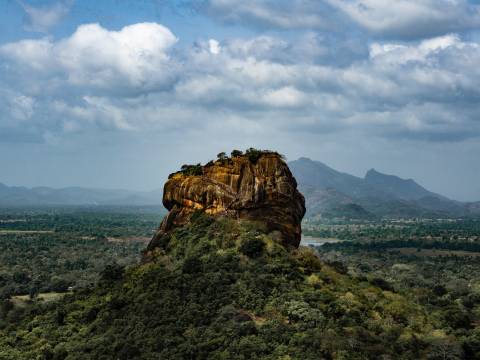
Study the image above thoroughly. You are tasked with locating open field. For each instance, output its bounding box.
[11,292,68,307]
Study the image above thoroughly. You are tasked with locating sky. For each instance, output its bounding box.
[1,0,480,201]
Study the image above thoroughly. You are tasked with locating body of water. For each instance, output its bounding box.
[300,235,344,247]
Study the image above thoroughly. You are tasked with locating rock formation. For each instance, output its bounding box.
[148,150,306,250]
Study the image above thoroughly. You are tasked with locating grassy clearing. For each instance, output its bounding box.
[11,292,68,307]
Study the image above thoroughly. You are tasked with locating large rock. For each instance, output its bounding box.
[148,152,306,250]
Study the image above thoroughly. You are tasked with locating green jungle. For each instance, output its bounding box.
[0,208,479,359]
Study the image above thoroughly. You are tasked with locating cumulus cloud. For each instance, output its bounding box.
[0,22,178,94]
[1,21,480,143]
[18,0,73,33]
[328,0,480,39]
[202,0,480,39]
[176,33,480,141]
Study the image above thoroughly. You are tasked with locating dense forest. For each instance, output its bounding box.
[0,207,162,300]
[0,210,478,359]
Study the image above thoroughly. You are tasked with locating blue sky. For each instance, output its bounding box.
[1,0,480,201]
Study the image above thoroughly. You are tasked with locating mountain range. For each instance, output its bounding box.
[289,157,479,219]
[0,183,162,207]
[1,157,479,218]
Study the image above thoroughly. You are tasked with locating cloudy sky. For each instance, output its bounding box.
[1,0,480,201]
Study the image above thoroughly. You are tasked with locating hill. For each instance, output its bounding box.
[0,183,162,207]
[0,215,450,359]
[289,157,477,219]
[0,150,467,359]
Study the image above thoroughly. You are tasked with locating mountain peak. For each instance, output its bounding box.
[296,157,317,164]
[364,168,436,200]
[366,168,379,176]
[365,168,401,180]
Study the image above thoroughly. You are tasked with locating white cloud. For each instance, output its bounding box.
[328,0,480,38]
[369,34,463,64]
[0,90,36,124]
[204,0,480,39]
[1,38,54,71]
[10,94,35,121]
[208,39,221,54]
[0,22,178,93]
[18,0,72,33]
[1,22,480,143]
[261,87,308,108]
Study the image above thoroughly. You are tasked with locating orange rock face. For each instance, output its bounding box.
[148,153,306,250]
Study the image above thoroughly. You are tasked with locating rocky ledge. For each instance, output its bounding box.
[147,149,306,250]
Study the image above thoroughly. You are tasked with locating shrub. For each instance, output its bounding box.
[217,152,227,161]
[245,148,264,163]
[244,148,285,163]
[182,257,202,274]
[240,238,265,258]
[180,163,203,176]
[369,277,394,291]
[100,263,124,281]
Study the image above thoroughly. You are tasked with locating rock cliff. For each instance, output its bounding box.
[148,150,306,250]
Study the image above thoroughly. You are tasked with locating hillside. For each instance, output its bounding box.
[0,183,162,207]
[0,150,467,359]
[289,157,477,219]
[0,215,448,359]
[364,168,438,201]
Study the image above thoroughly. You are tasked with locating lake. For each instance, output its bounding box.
[300,235,344,247]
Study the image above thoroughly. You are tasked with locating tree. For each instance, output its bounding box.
[245,148,265,163]
[100,264,124,281]
[217,152,227,161]
[239,238,265,258]
[427,337,463,360]
[29,286,39,300]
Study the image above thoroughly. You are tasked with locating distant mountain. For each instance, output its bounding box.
[289,158,478,219]
[364,168,439,201]
[288,157,377,199]
[2,157,479,218]
[0,183,162,207]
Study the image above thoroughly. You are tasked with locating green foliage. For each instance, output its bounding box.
[0,215,467,359]
[314,218,480,359]
[217,152,227,161]
[245,147,264,163]
[171,149,286,176]
[180,163,203,176]
[0,209,478,359]
[0,208,155,298]
[100,264,125,282]
[239,238,265,258]
[244,147,284,164]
